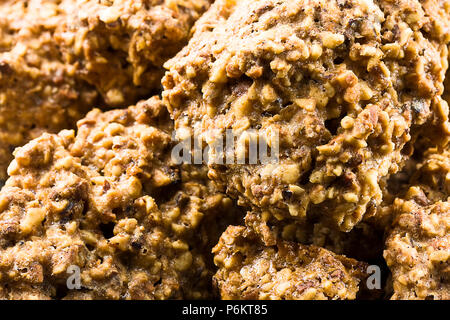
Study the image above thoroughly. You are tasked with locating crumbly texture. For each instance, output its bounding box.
[0,0,99,181]
[369,144,450,228]
[0,0,448,301]
[383,143,449,300]
[444,58,450,103]
[212,225,367,300]
[0,0,211,181]
[0,97,240,300]
[384,194,449,300]
[244,211,384,263]
[163,0,450,231]
[409,146,450,202]
[55,0,213,106]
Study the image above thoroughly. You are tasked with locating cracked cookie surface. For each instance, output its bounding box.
[163,0,450,231]
[383,144,449,300]
[0,0,212,180]
[212,225,367,300]
[0,97,240,299]
[384,195,449,300]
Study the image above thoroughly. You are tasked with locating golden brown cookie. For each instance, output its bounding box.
[384,194,449,300]
[55,0,213,106]
[163,0,450,231]
[0,97,240,299]
[0,0,212,180]
[0,0,99,181]
[383,143,449,300]
[212,225,368,300]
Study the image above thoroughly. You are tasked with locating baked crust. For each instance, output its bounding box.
[384,196,449,300]
[55,0,213,106]
[0,97,239,299]
[163,0,450,231]
[0,0,448,301]
[0,0,212,180]
[383,144,449,300]
[0,0,99,181]
[212,225,367,300]
[244,211,384,263]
